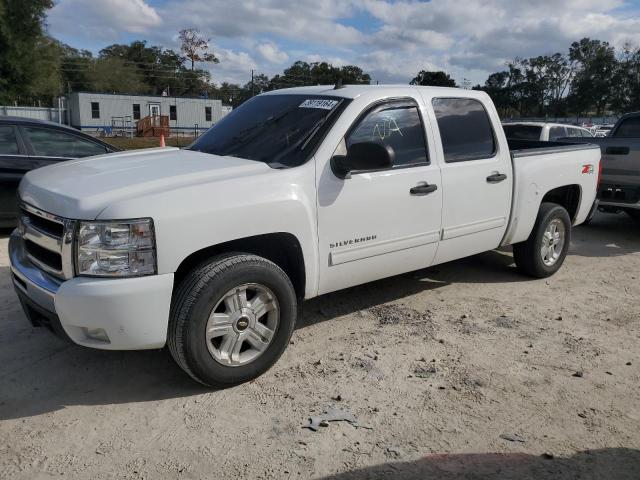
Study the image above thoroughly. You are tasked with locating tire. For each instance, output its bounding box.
[168,253,297,388]
[513,202,571,278]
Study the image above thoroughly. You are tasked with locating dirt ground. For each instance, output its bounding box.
[1,212,639,479]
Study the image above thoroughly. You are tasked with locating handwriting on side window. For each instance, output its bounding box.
[372,116,403,141]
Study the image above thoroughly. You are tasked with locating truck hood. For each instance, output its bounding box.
[19,147,271,219]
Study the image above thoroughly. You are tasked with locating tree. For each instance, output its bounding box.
[410,70,456,87]
[568,38,617,116]
[86,57,149,94]
[178,28,219,71]
[0,0,60,104]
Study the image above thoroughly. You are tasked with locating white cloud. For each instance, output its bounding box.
[257,42,289,64]
[48,0,161,41]
[47,0,640,86]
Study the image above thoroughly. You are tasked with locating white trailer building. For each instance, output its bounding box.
[67,92,225,136]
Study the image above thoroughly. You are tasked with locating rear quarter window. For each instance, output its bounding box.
[614,117,640,138]
[432,98,496,162]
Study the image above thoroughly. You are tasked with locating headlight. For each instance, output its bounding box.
[76,219,156,277]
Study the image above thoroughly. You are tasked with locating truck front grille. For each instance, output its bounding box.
[24,239,63,271]
[19,203,75,280]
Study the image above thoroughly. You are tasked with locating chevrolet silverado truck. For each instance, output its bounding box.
[559,112,640,220]
[9,86,600,387]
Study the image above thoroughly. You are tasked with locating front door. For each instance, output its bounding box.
[428,96,512,265]
[316,98,443,295]
[149,104,160,117]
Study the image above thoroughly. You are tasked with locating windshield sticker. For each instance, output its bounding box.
[299,99,339,110]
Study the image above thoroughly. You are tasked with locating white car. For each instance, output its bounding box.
[503,122,594,141]
[594,124,615,137]
[10,86,600,387]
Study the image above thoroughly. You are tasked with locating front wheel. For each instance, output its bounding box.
[168,253,297,388]
[513,202,571,278]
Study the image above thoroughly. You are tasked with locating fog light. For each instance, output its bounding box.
[83,327,110,343]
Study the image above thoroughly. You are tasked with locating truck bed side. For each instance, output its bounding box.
[501,140,600,246]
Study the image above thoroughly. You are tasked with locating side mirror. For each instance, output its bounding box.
[331,142,395,179]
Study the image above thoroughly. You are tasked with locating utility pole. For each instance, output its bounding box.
[251,69,255,97]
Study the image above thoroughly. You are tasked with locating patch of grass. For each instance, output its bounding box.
[104,136,196,150]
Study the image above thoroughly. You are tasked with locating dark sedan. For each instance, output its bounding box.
[0,117,119,227]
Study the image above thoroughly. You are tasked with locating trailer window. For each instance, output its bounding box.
[170,105,177,121]
[432,98,496,162]
[205,107,212,122]
[133,104,140,120]
[614,117,640,138]
[91,102,100,119]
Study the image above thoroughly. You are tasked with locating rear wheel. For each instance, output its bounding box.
[513,202,571,278]
[168,253,297,387]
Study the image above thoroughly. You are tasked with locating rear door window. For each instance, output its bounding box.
[549,126,567,141]
[347,101,428,167]
[566,128,582,138]
[0,126,20,155]
[614,117,640,138]
[432,98,496,162]
[23,127,108,158]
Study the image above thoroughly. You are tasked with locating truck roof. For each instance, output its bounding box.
[261,84,468,100]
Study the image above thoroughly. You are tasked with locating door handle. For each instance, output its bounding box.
[410,182,438,196]
[605,146,629,155]
[486,173,507,183]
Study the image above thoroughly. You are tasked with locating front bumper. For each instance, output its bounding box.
[9,232,174,350]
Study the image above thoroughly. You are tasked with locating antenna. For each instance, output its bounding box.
[333,78,345,90]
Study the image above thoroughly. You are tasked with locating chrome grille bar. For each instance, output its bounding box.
[19,203,75,280]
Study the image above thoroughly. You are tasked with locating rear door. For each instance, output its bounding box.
[0,125,29,224]
[427,96,512,265]
[316,97,443,294]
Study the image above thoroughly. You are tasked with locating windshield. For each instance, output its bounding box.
[188,94,347,168]
[503,124,542,140]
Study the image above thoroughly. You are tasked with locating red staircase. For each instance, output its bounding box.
[136,115,170,137]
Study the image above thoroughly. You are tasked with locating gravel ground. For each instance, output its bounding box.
[1,212,639,479]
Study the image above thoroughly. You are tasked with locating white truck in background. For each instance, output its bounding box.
[10,85,600,387]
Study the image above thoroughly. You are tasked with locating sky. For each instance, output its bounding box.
[46,0,640,87]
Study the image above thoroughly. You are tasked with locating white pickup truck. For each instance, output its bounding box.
[10,86,600,387]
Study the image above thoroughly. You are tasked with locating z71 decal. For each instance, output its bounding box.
[582,164,595,174]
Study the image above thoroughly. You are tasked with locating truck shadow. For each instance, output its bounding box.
[319,448,640,480]
[1,210,639,419]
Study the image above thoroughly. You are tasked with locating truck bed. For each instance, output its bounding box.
[507,138,601,158]
[501,137,600,247]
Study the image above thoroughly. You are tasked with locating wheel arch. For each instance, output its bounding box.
[540,184,582,223]
[172,232,307,299]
